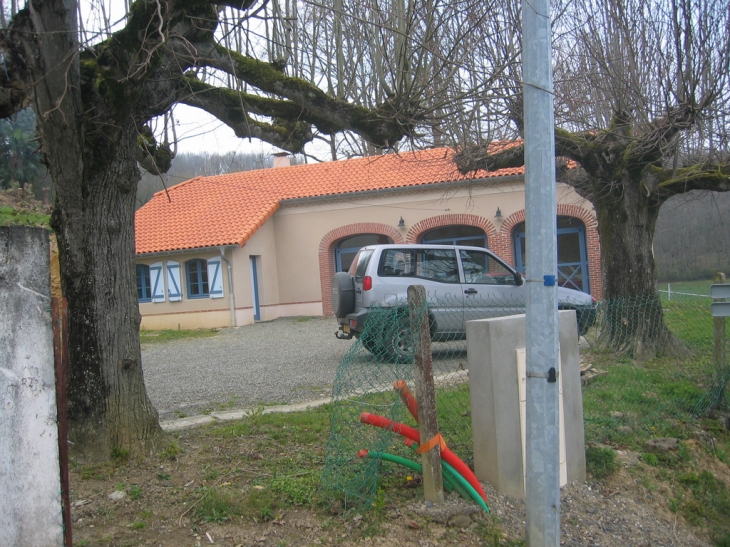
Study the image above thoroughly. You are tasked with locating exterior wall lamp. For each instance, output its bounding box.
[495,207,502,219]
[398,217,406,228]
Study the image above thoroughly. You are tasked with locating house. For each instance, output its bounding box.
[134,147,601,329]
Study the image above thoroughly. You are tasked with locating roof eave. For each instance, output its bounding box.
[135,244,239,258]
[278,174,525,206]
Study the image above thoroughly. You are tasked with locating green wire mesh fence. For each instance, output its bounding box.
[584,287,729,448]
[320,285,729,512]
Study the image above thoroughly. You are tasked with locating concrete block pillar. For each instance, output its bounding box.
[466,310,586,499]
[0,227,64,546]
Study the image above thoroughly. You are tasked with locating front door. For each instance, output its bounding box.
[250,256,261,321]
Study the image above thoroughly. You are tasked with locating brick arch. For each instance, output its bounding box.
[319,223,404,315]
[500,206,602,299]
[405,214,498,244]
[557,204,602,299]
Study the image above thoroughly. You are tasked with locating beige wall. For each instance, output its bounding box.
[272,181,526,304]
[138,250,233,330]
[137,177,597,330]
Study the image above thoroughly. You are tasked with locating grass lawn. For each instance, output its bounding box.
[70,405,511,547]
[140,328,220,344]
[659,278,720,297]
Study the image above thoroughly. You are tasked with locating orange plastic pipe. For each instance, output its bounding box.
[359,412,487,503]
[394,380,419,423]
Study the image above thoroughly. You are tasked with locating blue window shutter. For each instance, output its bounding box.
[167,261,182,301]
[150,262,165,303]
[208,258,223,298]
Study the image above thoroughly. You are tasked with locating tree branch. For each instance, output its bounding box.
[453,129,595,174]
[194,44,419,148]
[653,161,730,197]
[624,102,706,167]
[178,77,314,152]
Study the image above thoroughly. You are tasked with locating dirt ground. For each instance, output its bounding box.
[69,416,726,547]
[0,186,48,210]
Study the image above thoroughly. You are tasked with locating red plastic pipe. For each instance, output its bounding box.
[394,380,419,423]
[360,412,488,503]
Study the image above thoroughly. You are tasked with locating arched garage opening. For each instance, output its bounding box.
[335,233,393,272]
[513,216,591,293]
[319,223,404,315]
[420,224,488,248]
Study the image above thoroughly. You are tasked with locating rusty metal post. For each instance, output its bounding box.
[52,297,72,547]
[408,285,444,504]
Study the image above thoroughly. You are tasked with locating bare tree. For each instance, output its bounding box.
[0,0,435,460]
[456,0,730,359]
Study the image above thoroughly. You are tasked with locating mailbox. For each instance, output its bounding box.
[711,284,730,299]
[711,284,730,317]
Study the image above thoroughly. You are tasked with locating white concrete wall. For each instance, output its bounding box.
[466,310,586,499]
[0,227,64,546]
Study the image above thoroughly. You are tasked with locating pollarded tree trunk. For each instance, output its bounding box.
[591,175,685,359]
[51,124,163,460]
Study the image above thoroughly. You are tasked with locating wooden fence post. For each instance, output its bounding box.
[408,285,444,504]
[714,272,727,394]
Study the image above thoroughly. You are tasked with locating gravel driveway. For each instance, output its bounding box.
[141,316,355,421]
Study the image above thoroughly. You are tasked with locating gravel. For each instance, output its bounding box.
[485,480,710,547]
[141,316,355,420]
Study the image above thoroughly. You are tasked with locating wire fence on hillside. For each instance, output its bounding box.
[320,289,729,512]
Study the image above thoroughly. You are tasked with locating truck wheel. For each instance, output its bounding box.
[360,329,383,356]
[382,314,413,364]
[331,272,355,318]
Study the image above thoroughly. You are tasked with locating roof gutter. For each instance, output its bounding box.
[279,174,525,206]
[135,244,239,258]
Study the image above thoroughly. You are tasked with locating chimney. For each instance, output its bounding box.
[272,152,290,168]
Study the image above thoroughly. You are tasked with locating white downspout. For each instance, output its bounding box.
[219,247,236,327]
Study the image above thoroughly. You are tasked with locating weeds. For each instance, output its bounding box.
[111,447,130,464]
[269,473,318,506]
[160,442,183,461]
[194,487,242,523]
[244,487,277,522]
[585,446,617,479]
[0,206,50,227]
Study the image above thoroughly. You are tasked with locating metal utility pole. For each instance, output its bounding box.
[522,0,561,544]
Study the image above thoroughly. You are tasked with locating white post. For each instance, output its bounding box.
[0,227,64,546]
[668,283,671,301]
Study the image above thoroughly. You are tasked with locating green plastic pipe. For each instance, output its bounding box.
[405,441,489,513]
[358,450,457,493]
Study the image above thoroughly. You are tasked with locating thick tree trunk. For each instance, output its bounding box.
[16,0,163,461]
[592,178,686,359]
[52,126,163,460]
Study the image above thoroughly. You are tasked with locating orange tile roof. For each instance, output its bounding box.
[135,147,525,254]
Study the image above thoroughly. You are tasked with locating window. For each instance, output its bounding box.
[378,248,459,283]
[460,249,516,285]
[136,264,152,302]
[348,249,374,282]
[512,216,590,292]
[186,259,209,298]
[335,234,393,272]
[420,225,487,247]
